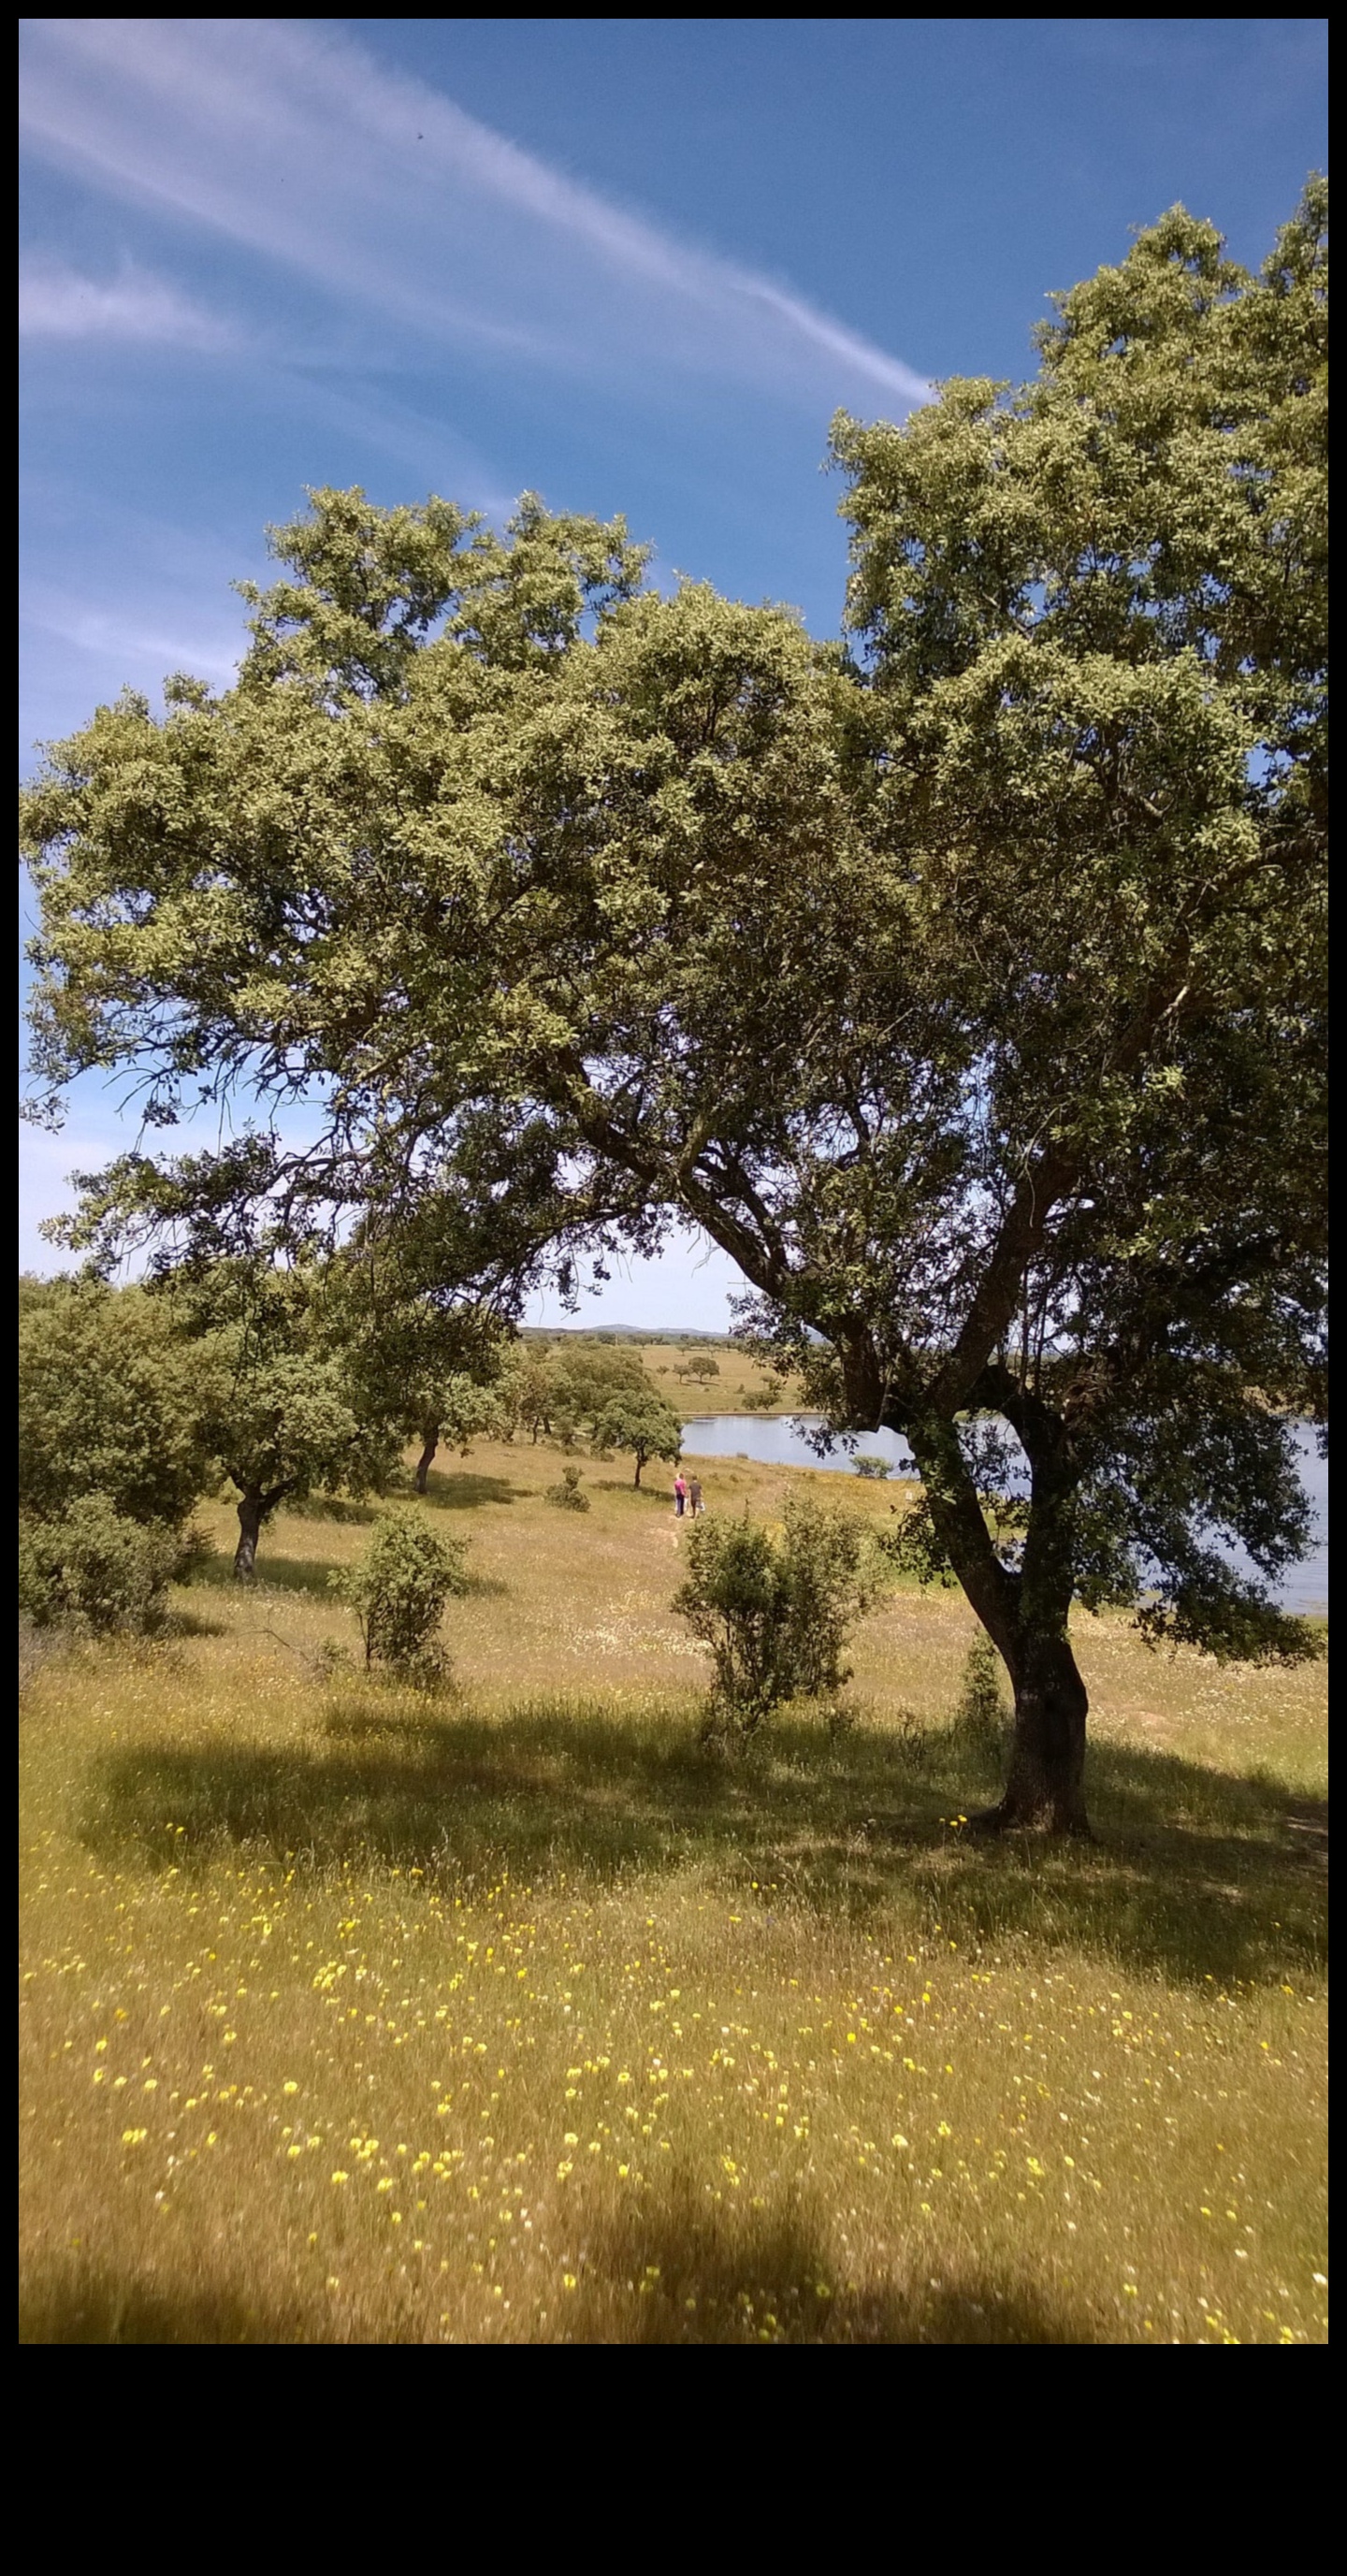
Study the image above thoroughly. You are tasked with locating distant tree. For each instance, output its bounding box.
[591,1387,684,1486]
[513,1349,563,1444]
[683,1353,721,1385]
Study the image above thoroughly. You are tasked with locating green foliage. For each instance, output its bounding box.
[673,1494,871,1732]
[19,1497,180,1635]
[160,1258,402,1573]
[953,1634,1010,1754]
[591,1388,684,1485]
[18,1280,215,1530]
[332,1511,469,1671]
[20,188,1327,1823]
[852,1454,893,1480]
[544,1464,590,1512]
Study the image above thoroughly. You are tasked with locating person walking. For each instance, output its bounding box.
[674,1472,688,1518]
[687,1474,704,1517]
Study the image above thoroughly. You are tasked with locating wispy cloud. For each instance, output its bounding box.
[23,588,244,685]
[19,252,231,348]
[20,18,930,414]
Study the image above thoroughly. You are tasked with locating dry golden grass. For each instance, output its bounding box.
[20,1440,1326,2343]
[621,1338,801,1413]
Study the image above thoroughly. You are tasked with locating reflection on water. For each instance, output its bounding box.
[680,1416,1328,1615]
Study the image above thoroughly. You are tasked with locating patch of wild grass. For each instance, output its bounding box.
[19,1440,1327,2344]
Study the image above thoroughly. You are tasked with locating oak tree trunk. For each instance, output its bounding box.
[414,1426,439,1493]
[983,1629,1091,1836]
[234,1493,264,1580]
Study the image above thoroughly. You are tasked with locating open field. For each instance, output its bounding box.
[531,1332,803,1415]
[20,1440,1327,2344]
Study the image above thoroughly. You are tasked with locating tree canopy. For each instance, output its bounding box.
[22,189,1327,1830]
[19,1278,215,1531]
[592,1387,685,1486]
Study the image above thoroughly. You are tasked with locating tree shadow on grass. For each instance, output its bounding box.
[80,1696,1325,1988]
[19,2206,1094,2344]
[552,2179,1094,2345]
[19,2261,307,2346]
[190,1551,342,1599]
[422,1469,527,1511]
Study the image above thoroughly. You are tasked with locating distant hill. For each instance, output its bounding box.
[519,1324,731,1342]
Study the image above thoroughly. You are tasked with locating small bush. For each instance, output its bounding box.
[19,1497,180,1635]
[673,1493,871,1734]
[953,1633,1010,1752]
[852,1454,893,1480]
[545,1465,590,1512]
[331,1512,470,1670]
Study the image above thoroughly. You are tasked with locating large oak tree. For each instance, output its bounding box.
[23,194,1327,1830]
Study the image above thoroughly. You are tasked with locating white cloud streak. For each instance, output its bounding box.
[19,252,231,346]
[20,17,931,414]
[23,589,243,684]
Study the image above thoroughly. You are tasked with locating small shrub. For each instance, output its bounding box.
[852,1454,893,1480]
[19,1497,179,1635]
[673,1493,871,1734]
[545,1465,590,1512]
[890,1704,934,1767]
[332,1512,470,1670]
[953,1633,1010,1753]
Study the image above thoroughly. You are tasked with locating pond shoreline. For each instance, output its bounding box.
[678,1412,1328,1616]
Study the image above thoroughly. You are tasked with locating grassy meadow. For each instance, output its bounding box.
[532,1331,803,1413]
[20,1434,1327,2345]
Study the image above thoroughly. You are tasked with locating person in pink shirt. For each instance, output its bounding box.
[674,1473,688,1517]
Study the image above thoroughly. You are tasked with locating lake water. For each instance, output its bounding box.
[680,1415,1328,1616]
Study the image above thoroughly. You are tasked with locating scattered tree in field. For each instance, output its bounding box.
[322,1221,518,1490]
[682,1353,721,1384]
[407,1374,511,1491]
[333,1511,469,1671]
[22,189,1327,1830]
[591,1388,684,1486]
[853,1454,893,1480]
[673,1494,872,1732]
[511,1342,650,1449]
[166,1262,398,1578]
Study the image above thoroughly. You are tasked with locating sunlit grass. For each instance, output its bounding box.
[20,1440,1326,2343]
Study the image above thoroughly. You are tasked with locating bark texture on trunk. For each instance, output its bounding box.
[908,1401,1094,1836]
[414,1427,439,1494]
[234,1494,264,1580]
[232,1483,294,1579]
[986,1632,1091,1835]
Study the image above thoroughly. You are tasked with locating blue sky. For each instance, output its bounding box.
[19,16,1328,1322]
